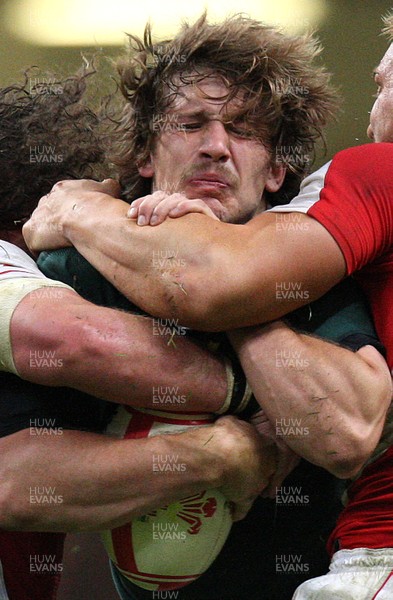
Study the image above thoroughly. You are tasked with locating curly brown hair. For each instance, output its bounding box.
[0,63,110,229]
[112,13,339,205]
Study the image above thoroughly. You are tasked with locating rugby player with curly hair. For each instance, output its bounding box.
[0,64,270,600]
[21,14,392,600]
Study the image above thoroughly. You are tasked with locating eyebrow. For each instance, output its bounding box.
[169,108,246,123]
[171,110,210,119]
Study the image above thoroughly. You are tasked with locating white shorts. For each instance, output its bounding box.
[293,548,393,600]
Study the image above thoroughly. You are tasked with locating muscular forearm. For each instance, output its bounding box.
[0,418,275,531]
[54,194,345,330]
[10,288,226,412]
[0,428,222,531]
[229,322,393,478]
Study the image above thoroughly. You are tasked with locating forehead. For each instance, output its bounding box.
[376,44,393,85]
[165,71,245,114]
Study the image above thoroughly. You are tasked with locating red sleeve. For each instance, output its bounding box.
[307,143,393,274]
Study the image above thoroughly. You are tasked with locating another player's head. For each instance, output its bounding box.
[112,13,337,221]
[0,64,108,236]
[367,12,393,143]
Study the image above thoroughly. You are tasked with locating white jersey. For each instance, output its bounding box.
[0,240,72,374]
[0,240,48,280]
[268,162,331,214]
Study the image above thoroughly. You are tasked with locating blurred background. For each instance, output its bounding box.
[1,0,392,166]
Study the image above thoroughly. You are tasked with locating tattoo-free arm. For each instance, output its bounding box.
[0,417,276,531]
[229,322,393,478]
[10,287,227,412]
[24,182,345,330]
[23,182,345,330]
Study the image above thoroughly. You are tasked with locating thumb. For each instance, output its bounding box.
[101,179,122,198]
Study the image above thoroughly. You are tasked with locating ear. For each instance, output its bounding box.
[264,162,286,193]
[138,155,155,178]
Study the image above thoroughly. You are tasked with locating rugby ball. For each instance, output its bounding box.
[101,407,232,591]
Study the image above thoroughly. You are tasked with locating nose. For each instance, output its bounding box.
[199,120,231,162]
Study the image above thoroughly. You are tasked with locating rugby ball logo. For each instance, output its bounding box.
[101,407,232,591]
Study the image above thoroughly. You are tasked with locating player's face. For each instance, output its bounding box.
[138,72,285,224]
[367,43,393,143]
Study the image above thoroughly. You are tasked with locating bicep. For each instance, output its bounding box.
[192,213,347,330]
[247,213,346,318]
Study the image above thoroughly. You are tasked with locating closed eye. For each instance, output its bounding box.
[226,123,255,139]
[180,122,203,131]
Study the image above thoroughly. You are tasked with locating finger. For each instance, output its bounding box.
[169,200,219,220]
[22,220,46,253]
[34,192,52,210]
[132,192,168,226]
[22,221,34,250]
[149,194,191,225]
[128,194,178,225]
[127,199,144,219]
[264,453,300,498]
[101,179,122,198]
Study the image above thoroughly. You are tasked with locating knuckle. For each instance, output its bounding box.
[153,205,166,216]
[179,200,191,208]
[53,179,68,189]
[139,198,151,209]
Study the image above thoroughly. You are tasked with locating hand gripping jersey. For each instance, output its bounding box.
[271,143,393,553]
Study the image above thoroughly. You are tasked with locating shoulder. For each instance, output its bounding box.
[331,142,393,168]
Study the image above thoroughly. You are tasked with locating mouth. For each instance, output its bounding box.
[187,174,230,189]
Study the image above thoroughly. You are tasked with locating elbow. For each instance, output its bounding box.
[326,450,370,480]
[329,363,393,479]
[325,418,390,480]
[318,429,374,478]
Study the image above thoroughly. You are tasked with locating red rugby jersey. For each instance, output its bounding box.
[271,143,393,551]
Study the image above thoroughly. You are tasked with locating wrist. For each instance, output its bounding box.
[183,424,227,489]
[230,321,295,353]
[60,200,81,245]
[215,355,253,415]
[62,191,114,245]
